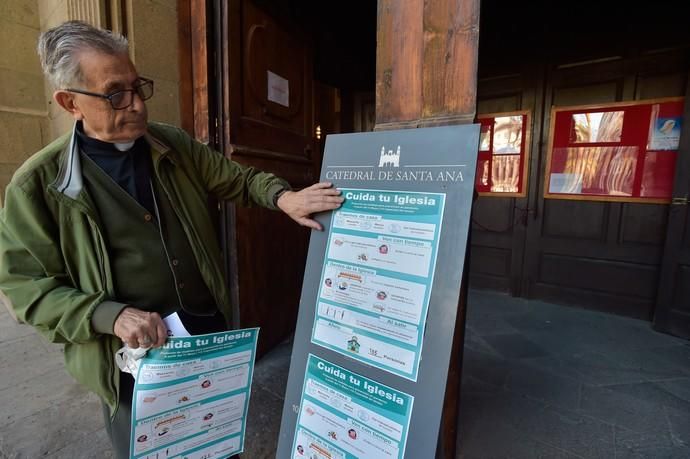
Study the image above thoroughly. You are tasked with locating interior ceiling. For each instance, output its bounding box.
[251,0,690,88]
[479,0,690,74]
[252,0,377,90]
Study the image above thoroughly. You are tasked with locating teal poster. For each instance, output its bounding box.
[129,329,259,459]
[292,355,413,459]
[311,188,445,381]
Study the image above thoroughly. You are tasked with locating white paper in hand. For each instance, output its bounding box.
[115,312,192,377]
[114,346,149,376]
[163,312,191,337]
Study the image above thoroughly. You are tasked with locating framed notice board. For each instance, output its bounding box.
[276,125,480,458]
[544,97,684,203]
[475,110,531,197]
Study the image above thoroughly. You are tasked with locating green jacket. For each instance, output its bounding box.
[0,122,288,416]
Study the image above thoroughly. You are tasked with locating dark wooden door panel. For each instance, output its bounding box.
[541,200,608,240]
[470,75,538,294]
[221,0,317,354]
[667,263,690,334]
[477,94,523,116]
[470,246,513,283]
[470,199,516,289]
[538,254,659,298]
[620,204,669,246]
[472,199,516,234]
[551,80,620,106]
[525,75,652,316]
[637,73,687,100]
[233,208,310,354]
[471,51,688,321]
[520,54,688,320]
[537,238,662,265]
[237,1,312,154]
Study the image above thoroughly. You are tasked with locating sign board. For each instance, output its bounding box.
[475,111,531,197]
[544,97,684,203]
[129,329,259,459]
[277,125,480,458]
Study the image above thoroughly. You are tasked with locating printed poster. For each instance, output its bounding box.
[292,355,413,459]
[648,105,682,151]
[129,329,259,459]
[311,188,445,381]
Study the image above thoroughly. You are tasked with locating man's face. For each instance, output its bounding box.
[64,50,148,142]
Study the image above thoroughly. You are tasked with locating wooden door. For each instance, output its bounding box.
[653,74,690,338]
[521,52,688,320]
[470,67,544,294]
[217,0,318,354]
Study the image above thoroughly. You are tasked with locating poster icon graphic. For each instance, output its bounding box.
[347,336,360,353]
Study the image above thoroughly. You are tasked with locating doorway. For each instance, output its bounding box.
[183,0,378,353]
[469,1,690,322]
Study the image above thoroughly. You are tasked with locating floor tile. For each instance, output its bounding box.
[601,381,690,414]
[579,385,673,433]
[658,378,690,403]
[504,364,582,410]
[480,333,550,360]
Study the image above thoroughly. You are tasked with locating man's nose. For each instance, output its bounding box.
[128,91,146,112]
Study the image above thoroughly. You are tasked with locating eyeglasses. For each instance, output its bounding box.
[65,77,154,110]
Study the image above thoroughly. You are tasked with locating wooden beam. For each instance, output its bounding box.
[176,0,211,142]
[177,0,194,135]
[375,1,480,457]
[191,0,211,143]
[375,0,424,127]
[376,0,479,130]
[422,0,480,124]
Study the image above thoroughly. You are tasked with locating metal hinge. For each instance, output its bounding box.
[671,196,688,205]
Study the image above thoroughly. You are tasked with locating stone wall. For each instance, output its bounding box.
[0,0,181,206]
[129,0,181,128]
[0,0,50,205]
[0,0,181,318]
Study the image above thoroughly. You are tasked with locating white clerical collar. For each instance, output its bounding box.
[114,141,136,151]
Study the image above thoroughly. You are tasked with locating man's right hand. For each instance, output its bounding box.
[113,307,168,348]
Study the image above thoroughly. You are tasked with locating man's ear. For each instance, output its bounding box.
[53,90,84,120]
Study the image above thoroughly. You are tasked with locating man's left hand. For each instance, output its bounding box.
[277,182,344,231]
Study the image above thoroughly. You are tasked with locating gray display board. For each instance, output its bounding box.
[277,125,480,459]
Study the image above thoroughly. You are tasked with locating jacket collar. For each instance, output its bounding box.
[53,122,83,199]
[145,130,178,166]
[53,122,176,198]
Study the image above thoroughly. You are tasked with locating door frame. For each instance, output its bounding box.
[653,72,690,338]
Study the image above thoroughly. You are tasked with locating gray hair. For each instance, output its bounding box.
[37,20,129,89]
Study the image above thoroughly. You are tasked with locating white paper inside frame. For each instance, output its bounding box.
[267,70,289,107]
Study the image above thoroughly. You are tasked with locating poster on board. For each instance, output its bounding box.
[277,124,480,458]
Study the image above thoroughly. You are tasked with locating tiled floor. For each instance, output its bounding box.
[1,290,688,458]
[458,291,690,459]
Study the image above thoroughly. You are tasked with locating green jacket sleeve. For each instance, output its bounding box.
[0,183,104,345]
[164,125,291,209]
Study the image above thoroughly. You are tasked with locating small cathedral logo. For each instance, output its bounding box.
[378,145,401,167]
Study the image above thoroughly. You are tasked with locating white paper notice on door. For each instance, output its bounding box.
[267,70,289,107]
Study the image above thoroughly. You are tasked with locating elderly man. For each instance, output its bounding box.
[0,20,342,457]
